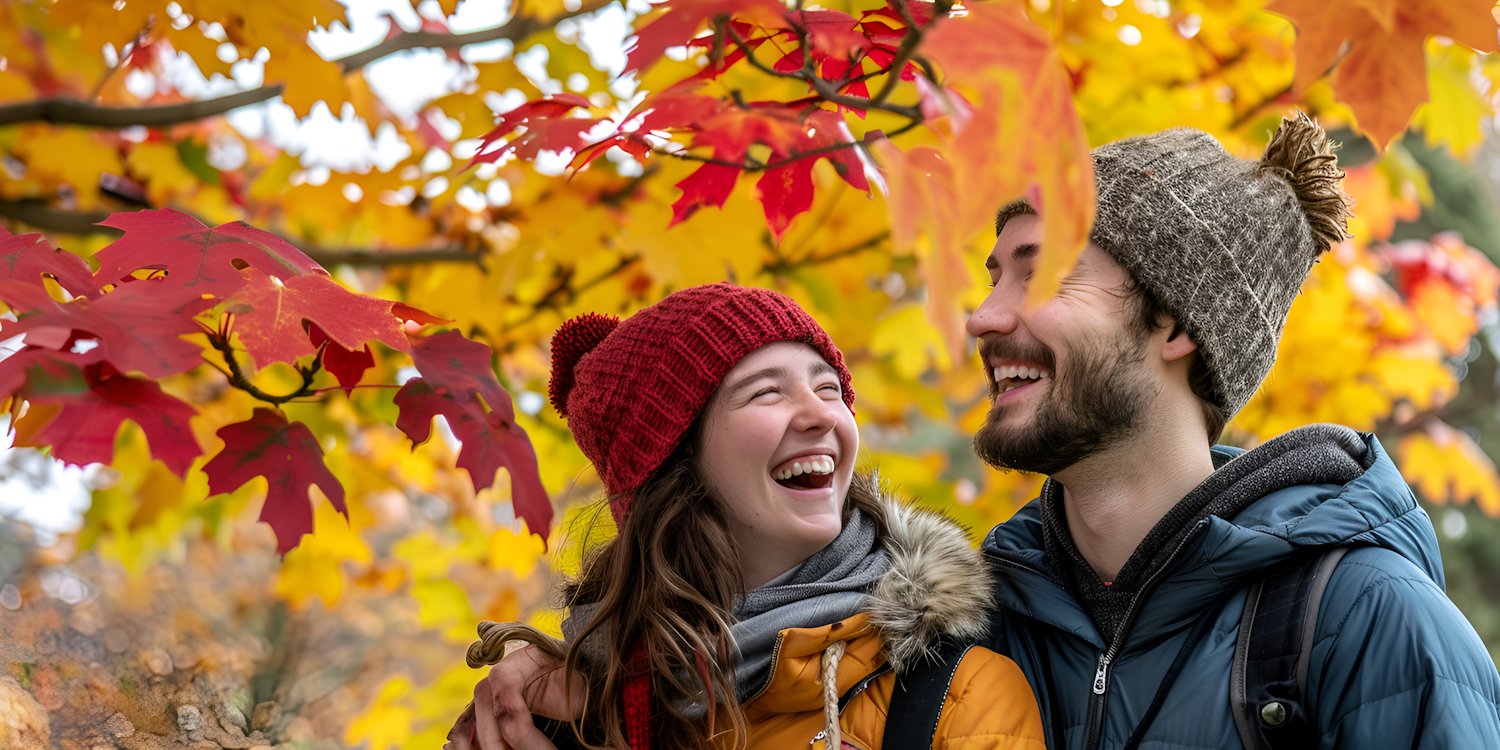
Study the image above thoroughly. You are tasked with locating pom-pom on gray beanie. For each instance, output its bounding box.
[995,111,1353,418]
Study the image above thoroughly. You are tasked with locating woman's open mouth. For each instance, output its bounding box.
[771,456,835,490]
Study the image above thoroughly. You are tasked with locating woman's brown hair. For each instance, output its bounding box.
[474,417,886,748]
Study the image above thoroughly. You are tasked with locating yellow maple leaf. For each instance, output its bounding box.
[276,498,373,608]
[1399,424,1500,517]
[262,33,349,118]
[125,142,201,206]
[1412,39,1492,157]
[10,125,123,209]
[345,677,416,750]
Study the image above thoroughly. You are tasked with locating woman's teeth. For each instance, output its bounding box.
[772,457,835,481]
[992,365,1050,393]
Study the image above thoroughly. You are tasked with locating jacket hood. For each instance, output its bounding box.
[865,492,994,672]
[983,425,1444,646]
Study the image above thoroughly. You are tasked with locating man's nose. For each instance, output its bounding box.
[966,284,1022,339]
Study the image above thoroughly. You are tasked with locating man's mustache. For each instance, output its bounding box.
[976,337,1056,374]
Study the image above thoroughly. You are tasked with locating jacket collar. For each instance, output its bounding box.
[747,485,997,709]
[983,428,1440,649]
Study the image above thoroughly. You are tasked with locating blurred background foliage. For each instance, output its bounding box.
[2,0,1500,748]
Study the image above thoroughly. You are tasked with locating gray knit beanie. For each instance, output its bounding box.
[995,112,1352,418]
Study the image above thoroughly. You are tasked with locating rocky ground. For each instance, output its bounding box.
[0,521,470,750]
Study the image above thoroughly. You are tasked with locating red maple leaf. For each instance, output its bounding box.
[391,302,451,327]
[203,408,347,555]
[670,162,741,226]
[223,269,409,367]
[393,331,551,539]
[472,94,605,166]
[14,361,201,477]
[755,158,815,241]
[0,278,213,379]
[791,9,872,59]
[92,209,327,299]
[309,323,374,395]
[0,226,97,296]
[624,0,789,75]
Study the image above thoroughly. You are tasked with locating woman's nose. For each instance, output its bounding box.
[789,389,837,432]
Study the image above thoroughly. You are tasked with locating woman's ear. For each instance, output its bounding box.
[1158,318,1199,363]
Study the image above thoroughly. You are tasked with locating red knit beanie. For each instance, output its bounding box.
[548,283,855,523]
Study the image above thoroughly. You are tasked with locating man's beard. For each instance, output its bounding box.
[973,329,1154,476]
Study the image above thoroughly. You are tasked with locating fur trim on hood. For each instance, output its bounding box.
[862,480,994,673]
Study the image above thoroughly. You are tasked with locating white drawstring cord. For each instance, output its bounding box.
[817,640,847,748]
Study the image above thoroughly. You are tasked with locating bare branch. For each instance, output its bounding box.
[0,0,616,128]
[764,231,889,275]
[0,86,288,128]
[300,246,483,268]
[0,200,483,267]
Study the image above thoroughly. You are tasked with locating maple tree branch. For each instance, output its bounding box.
[764,231,890,275]
[207,331,324,405]
[0,0,614,127]
[505,254,641,330]
[300,246,483,268]
[724,23,920,120]
[868,4,927,107]
[660,118,919,173]
[0,86,289,128]
[726,28,805,81]
[1229,83,1294,130]
[0,199,483,267]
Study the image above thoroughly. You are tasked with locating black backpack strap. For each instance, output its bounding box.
[881,635,974,749]
[1232,547,1349,750]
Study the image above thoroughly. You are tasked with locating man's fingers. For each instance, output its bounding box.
[473,679,512,750]
[446,704,476,750]
[500,718,562,750]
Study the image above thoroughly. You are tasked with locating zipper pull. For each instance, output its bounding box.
[1092,655,1110,695]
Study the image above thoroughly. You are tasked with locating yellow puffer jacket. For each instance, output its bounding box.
[737,500,1045,750]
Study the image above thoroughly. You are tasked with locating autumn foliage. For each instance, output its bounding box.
[0,211,551,554]
[2,0,1500,748]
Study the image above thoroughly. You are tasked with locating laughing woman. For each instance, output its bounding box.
[448,284,1043,750]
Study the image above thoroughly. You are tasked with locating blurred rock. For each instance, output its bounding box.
[177,705,203,732]
[102,627,130,653]
[251,701,281,731]
[141,647,173,676]
[105,712,135,738]
[219,700,248,731]
[0,675,50,749]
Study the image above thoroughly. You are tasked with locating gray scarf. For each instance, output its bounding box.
[560,506,890,709]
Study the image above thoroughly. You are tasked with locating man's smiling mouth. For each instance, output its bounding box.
[992,364,1051,394]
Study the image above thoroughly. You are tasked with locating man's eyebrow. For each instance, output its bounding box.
[986,242,1040,270]
[809,360,837,378]
[1011,242,1040,261]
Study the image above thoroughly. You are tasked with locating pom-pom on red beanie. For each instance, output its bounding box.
[548,283,854,523]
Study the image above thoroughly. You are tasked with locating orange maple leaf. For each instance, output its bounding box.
[878,4,1093,354]
[1267,0,1498,150]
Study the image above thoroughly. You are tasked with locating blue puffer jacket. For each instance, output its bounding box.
[981,431,1500,749]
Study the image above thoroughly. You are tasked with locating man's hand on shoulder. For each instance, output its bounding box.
[444,643,583,750]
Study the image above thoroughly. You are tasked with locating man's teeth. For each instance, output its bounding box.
[773,457,835,481]
[992,365,1050,393]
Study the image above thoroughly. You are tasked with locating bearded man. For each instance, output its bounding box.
[973,112,1500,749]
